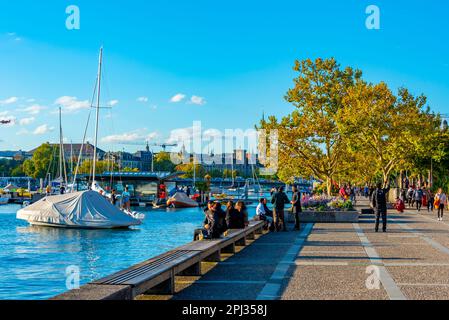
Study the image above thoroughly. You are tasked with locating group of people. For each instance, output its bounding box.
[109,187,131,211]
[194,200,249,240]
[339,184,357,203]
[374,182,449,234]
[399,186,448,221]
[195,185,304,240]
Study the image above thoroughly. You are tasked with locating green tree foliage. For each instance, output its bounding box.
[153,151,176,172]
[22,143,56,179]
[78,160,117,175]
[0,159,23,177]
[175,163,206,179]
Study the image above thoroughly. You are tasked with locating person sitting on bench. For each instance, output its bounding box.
[194,201,228,240]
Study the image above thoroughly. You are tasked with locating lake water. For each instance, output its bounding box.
[0,202,259,300]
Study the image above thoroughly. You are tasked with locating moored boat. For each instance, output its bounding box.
[17,191,142,229]
[167,192,199,208]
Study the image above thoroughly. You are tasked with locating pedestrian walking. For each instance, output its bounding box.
[271,186,290,232]
[291,185,302,231]
[372,182,390,233]
[428,189,435,212]
[414,187,424,212]
[435,188,448,221]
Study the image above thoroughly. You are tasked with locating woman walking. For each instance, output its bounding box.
[435,188,448,221]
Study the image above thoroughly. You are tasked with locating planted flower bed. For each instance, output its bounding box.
[297,195,359,223]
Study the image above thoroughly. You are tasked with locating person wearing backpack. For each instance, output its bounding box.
[435,188,448,221]
[372,182,390,233]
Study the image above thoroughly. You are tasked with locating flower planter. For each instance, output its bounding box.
[298,210,359,223]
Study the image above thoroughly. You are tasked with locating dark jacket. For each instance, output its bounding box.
[271,191,290,210]
[291,191,302,214]
[372,186,390,212]
[226,208,245,229]
[204,208,228,239]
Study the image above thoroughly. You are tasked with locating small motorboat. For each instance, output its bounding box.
[0,197,9,205]
[167,192,199,208]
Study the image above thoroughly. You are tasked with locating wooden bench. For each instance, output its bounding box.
[53,220,265,300]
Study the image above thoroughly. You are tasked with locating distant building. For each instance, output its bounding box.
[179,149,262,177]
[29,142,106,162]
[0,150,32,161]
[104,148,153,171]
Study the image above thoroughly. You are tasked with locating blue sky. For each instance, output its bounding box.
[0,0,448,153]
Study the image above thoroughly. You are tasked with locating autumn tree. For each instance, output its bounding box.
[259,58,362,195]
[338,81,440,186]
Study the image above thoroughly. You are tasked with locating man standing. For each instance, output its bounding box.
[271,186,290,232]
[372,182,390,233]
[291,185,302,231]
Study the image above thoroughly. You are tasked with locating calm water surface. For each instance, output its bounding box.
[0,202,258,300]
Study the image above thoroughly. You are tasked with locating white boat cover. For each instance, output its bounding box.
[167,192,199,208]
[17,191,141,228]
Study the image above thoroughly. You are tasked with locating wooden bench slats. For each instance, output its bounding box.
[94,250,199,285]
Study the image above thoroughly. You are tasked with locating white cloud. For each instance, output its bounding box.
[101,130,159,144]
[189,95,206,105]
[55,96,90,113]
[137,97,149,103]
[108,100,119,107]
[26,98,36,103]
[22,104,47,115]
[16,129,29,136]
[170,93,186,103]
[19,117,35,126]
[33,124,54,135]
[167,127,199,144]
[0,96,18,105]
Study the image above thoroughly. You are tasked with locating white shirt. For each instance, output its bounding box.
[256,203,266,216]
[437,193,447,204]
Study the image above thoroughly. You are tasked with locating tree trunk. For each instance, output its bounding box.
[326,177,332,197]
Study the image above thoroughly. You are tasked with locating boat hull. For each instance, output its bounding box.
[167,200,198,208]
[27,221,133,229]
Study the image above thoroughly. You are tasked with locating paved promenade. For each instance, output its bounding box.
[139,198,449,300]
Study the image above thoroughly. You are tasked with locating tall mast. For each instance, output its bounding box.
[59,106,63,181]
[92,47,103,185]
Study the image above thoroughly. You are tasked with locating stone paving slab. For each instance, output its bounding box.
[281,266,389,300]
[388,266,449,285]
[400,286,449,300]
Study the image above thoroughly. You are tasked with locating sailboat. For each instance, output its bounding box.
[17,47,142,229]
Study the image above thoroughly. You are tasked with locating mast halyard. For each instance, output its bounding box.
[92,47,103,187]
